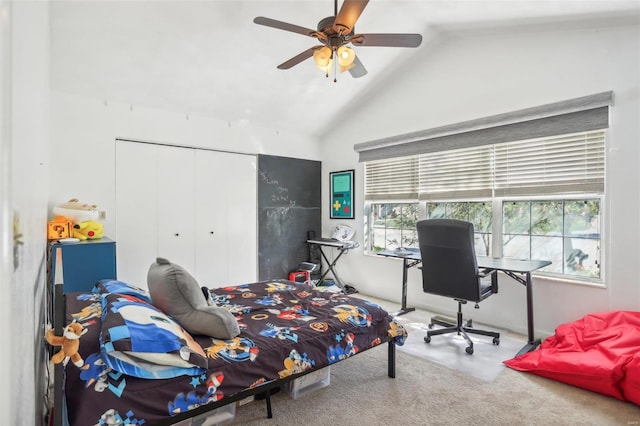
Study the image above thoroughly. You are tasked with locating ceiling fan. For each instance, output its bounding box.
[253,0,422,81]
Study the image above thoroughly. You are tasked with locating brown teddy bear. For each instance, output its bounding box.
[45,321,87,367]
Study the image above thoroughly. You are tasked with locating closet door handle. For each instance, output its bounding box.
[174,233,179,237]
[210,231,215,235]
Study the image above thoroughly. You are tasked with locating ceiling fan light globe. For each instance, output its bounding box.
[317,58,333,74]
[337,46,356,67]
[313,46,332,67]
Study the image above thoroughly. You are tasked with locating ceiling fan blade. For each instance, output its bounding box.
[352,33,423,48]
[277,47,317,70]
[348,55,367,78]
[253,17,316,38]
[334,0,370,35]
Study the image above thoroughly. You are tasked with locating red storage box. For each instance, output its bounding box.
[288,271,310,283]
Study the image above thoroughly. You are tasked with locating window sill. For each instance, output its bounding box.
[532,273,606,289]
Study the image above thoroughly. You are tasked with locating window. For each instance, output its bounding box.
[363,130,605,283]
[503,199,601,279]
[357,93,611,284]
[367,203,419,252]
[426,201,493,257]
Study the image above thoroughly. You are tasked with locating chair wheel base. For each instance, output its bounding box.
[465,346,474,355]
[493,337,500,345]
[424,336,431,343]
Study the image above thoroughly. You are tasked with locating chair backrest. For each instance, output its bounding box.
[417,219,483,302]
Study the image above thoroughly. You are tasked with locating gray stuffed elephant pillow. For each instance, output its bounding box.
[147,257,240,339]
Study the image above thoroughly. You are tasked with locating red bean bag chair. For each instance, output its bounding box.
[504,311,640,405]
[619,354,640,405]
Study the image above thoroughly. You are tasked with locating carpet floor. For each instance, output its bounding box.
[223,295,640,425]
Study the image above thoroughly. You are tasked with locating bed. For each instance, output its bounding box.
[51,275,408,425]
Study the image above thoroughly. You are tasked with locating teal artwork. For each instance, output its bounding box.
[330,170,354,219]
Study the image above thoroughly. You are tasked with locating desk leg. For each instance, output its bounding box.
[515,272,541,356]
[392,259,415,316]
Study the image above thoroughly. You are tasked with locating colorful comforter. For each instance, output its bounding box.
[61,280,407,425]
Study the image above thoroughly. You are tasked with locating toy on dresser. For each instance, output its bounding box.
[47,216,73,240]
[71,220,104,240]
[49,198,103,241]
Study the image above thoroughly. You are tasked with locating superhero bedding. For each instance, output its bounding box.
[56,280,407,425]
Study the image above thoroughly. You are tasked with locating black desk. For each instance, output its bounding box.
[378,248,421,316]
[378,249,551,355]
[307,239,360,294]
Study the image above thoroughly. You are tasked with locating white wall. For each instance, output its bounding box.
[0,0,12,421]
[320,21,640,338]
[3,1,51,424]
[49,91,321,280]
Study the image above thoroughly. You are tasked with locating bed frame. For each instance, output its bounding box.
[51,265,398,425]
[53,289,397,425]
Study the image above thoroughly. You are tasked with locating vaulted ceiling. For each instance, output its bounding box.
[50,1,639,138]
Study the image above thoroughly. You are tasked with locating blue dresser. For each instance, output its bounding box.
[49,237,117,293]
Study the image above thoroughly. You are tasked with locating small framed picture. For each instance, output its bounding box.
[330,169,355,219]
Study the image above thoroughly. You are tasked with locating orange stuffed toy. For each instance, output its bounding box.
[45,321,87,367]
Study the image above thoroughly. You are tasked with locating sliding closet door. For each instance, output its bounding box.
[157,146,196,274]
[195,150,257,287]
[115,141,159,287]
[117,141,256,289]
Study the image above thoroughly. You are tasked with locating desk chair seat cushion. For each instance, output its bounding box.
[504,310,640,404]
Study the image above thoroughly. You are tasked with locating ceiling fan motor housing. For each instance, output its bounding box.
[317,16,352,47]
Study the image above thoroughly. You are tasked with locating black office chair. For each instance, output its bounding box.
[417,219,500,355]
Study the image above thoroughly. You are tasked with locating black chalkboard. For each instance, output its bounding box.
[258,155,321,280]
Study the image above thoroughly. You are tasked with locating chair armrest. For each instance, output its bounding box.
[477,268,495,278]
[478,268,499,293]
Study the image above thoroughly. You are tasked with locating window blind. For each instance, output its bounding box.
[494,130,605,196]
[364,155,418,201]
[364,129,606,201]
[354,91,612,163]
[360,92,611,202]
[418,145,494,200]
